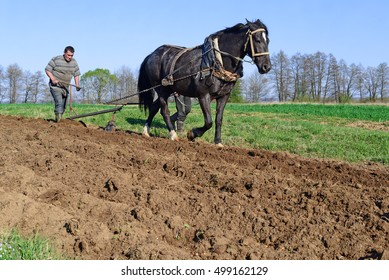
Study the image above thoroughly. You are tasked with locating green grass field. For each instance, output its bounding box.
[1,102,388,165]
[0,230,62,260]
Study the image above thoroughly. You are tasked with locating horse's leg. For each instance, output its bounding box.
[187,94,212,141]
[214,94,230,146]
[142,100,160,137]
[159,95,178,141]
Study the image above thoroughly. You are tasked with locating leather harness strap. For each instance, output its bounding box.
[162,47,191,86]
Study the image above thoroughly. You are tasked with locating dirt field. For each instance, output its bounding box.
[0,114,388,260]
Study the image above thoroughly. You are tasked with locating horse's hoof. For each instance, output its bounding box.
[187,130,195,141]
[169,130,179,141]
[216,143,224,148]
[142,125,150,137]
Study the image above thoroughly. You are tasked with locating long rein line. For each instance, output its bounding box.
[105,46,253,105]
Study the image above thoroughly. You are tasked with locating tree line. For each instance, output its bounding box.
[0,64,138,104]
[246,51,388,103]
[0,50,388,104]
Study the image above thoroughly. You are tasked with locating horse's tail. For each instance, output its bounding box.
[138,56,154,113]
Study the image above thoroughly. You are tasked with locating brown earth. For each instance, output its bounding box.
[0,114,388,260]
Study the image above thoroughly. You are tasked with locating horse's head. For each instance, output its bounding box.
[245,19,271,74]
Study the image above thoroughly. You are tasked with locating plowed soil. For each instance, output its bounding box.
[0,114,388,260]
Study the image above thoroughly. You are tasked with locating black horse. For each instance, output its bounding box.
[138,19,271,145]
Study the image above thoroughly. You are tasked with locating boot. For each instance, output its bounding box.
[177,121,184,133]
[55,113,62,122]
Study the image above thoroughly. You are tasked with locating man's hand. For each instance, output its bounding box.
[76,86,81,91]
[51,78,59,85]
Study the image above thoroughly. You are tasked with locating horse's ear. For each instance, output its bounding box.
[245,18,250,24]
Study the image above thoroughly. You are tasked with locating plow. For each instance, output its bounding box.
[61,64,198,130]
[66,106,124,120]
[63,83,145,130]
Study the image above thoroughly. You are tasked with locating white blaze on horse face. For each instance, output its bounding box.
[262,32,267,44]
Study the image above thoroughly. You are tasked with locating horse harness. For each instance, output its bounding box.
[161,43,240,86]
[161,46,191,86]
[161,27,269,87]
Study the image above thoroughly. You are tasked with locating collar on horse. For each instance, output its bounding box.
[207,27,269,82]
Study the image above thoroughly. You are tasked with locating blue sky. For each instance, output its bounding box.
[1,0,388,78]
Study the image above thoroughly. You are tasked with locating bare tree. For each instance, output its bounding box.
[311,52,328,101]
[290,53,311,101]
[0,65,5,103]
[376,63,388,102]
[17,70,47,104]
[22,70,33,103]
[335,60,359,102]
[324,54,341,102]
[31,71,47,103]
[353,64,365,101]
[6,63,23,103]
[243,71,270,102]
[114,66,138,103]
[271,51,292,101]
[364,66,379,102]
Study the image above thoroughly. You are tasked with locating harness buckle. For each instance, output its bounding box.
[162,75,174,86]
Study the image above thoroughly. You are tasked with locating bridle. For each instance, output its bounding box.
[213,27,270,65]
[244,28,270,57]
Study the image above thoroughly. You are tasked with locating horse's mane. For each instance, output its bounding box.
[222,23,246,33]
[214,19,268,36]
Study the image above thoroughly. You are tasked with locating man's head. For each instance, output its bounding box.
[63,46,75,62]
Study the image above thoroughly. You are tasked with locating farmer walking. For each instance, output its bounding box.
[170,93,192,133]
[45,46,81,122]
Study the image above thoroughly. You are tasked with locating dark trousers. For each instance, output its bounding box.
[50,84,68,115]
[171,95,192,122]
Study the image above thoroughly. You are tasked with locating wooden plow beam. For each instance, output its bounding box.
[66,106,123,120]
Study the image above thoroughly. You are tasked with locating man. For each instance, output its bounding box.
[170,93,191,133]
[45,46,81,122]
